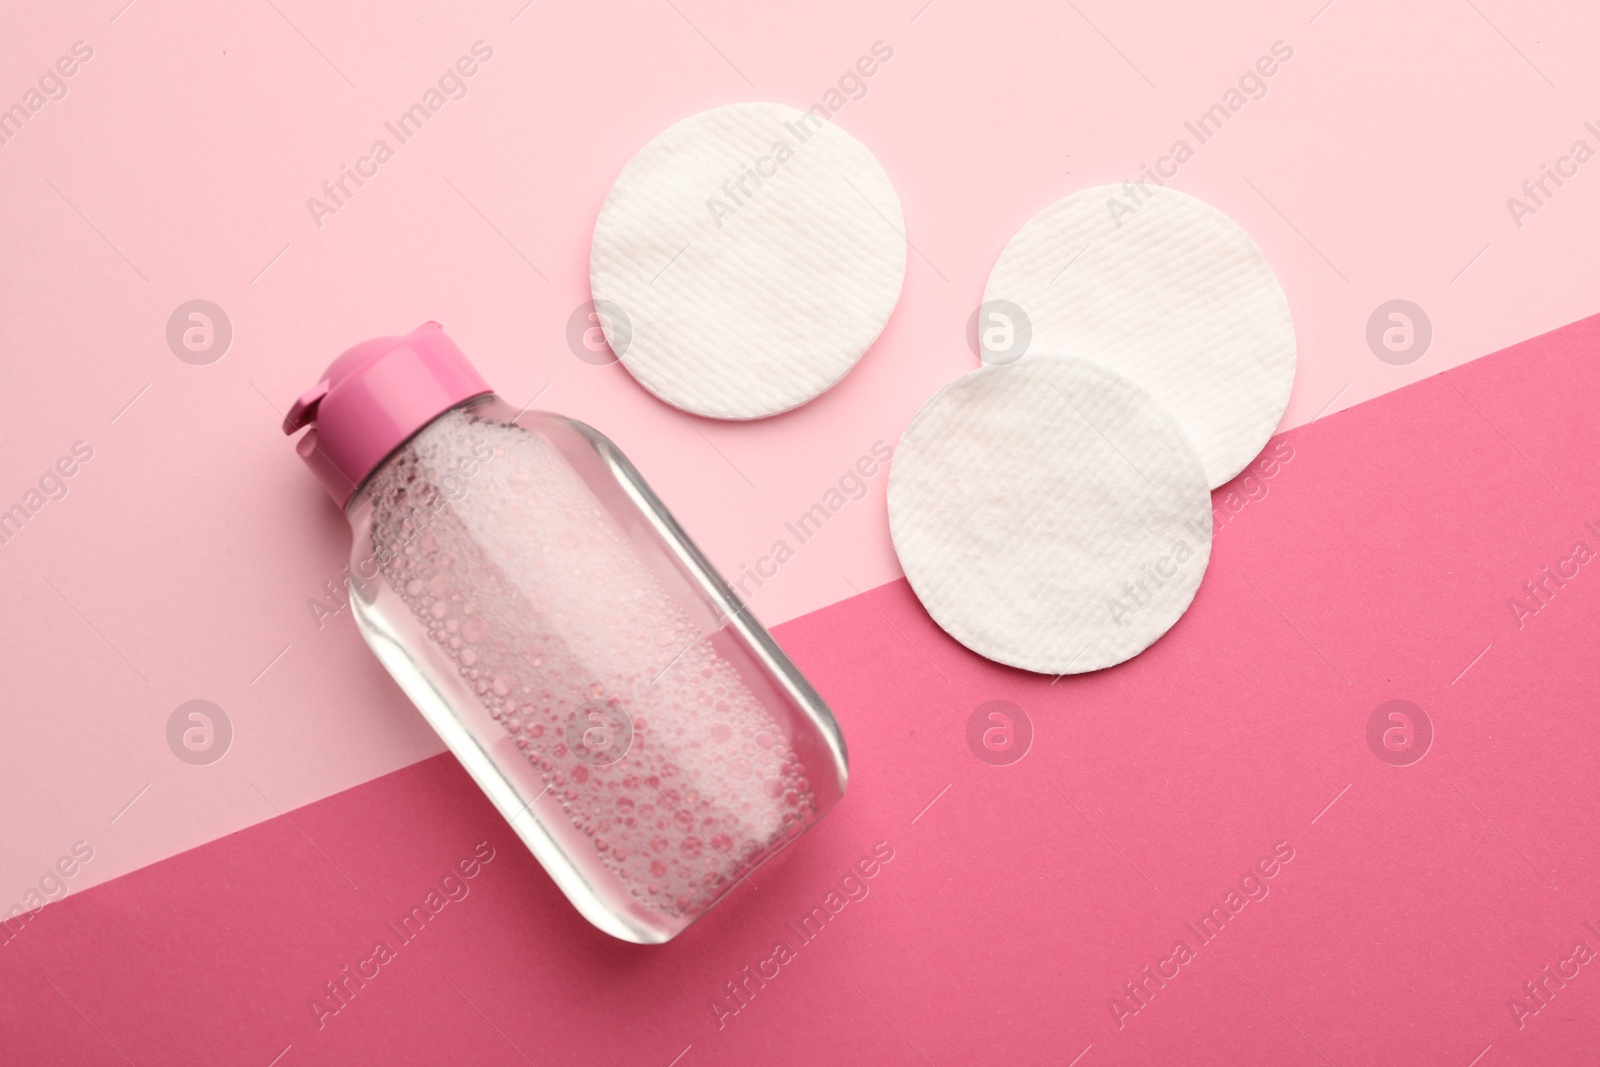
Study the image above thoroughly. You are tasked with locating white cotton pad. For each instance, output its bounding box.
[982,185,1295,488]
[590,102,906,420]
[887,358,1213,675]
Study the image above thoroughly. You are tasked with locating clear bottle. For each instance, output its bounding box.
[282,322,848,943]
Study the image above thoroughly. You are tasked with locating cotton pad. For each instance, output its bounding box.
[590,102,906,419]
[888,358,1212,675]
[982,185,1295,487]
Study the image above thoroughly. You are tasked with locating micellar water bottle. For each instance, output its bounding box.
[282,322,848,943]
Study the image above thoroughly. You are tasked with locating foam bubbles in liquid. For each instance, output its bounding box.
[366,409,816,919]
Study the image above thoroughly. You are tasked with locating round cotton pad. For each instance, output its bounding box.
[590,102,906,419]
[982,185,1295,488]
[888,359,1213,675]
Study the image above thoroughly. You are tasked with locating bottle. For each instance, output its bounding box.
[282,322,848,944]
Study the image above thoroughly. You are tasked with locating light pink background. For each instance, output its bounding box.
[0,0,1597,1045]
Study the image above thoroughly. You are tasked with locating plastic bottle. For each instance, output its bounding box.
[282,322,848,943]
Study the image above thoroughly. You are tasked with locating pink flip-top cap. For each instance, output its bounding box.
[282,322,492,506]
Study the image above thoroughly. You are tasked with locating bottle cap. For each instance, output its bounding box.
[282,322,492,506]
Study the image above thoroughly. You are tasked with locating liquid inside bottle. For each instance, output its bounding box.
[340,396,848,943]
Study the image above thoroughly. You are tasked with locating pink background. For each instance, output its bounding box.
[2,0,1598,1062]
[6,317,1600,1064]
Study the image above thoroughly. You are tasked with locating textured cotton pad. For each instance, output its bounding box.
[590,102,906,419]
[982,185,1295,487]
[888,359,1212,675]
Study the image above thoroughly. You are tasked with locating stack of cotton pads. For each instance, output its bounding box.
[888,185,1295,674]
[591,107,1294,676]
